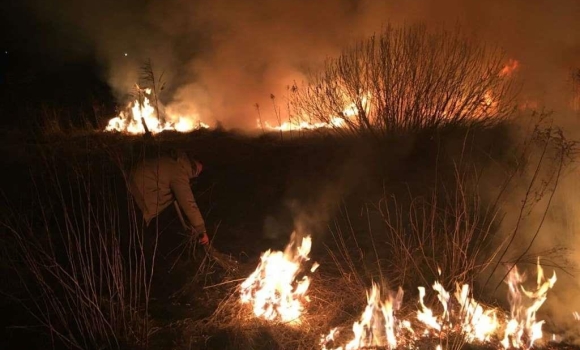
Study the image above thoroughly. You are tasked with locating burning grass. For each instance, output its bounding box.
[239,234,319,323]
[182,241,562,349]
[1,114,578,349]
[178,116,575,349]
[105,85,209,135]
[185,268,364,349]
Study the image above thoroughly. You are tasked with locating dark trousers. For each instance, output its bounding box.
[143,205,191,301]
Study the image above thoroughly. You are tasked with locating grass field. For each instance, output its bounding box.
[0,115,576,349]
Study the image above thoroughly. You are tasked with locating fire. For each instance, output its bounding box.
[477,59,520,116]
[321,283,406,350]
[259,117,347,132]
[499,59,520,77]
[105,85,208,134]
[260,93,370,132]
[321,259,556,350]
[240,233,319,323]
[417,286,442,332]
[455,284,498,342]
[501,258,557,349]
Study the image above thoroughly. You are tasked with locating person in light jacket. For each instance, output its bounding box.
[129,150,209,248]
[129,150,209,301]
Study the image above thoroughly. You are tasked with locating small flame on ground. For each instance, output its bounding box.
[105,85,208,134]
[321,283,404,350]
[321,259,556,350]
[455,283,498,342]
[240,233,318,323]
[417,286,442,332]
[501,258,557,349]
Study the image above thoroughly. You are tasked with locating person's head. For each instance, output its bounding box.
[174,150,203,179]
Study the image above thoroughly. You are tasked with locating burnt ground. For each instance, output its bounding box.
[0,125,578,350]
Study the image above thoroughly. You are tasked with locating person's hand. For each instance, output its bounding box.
[198,231,209,246]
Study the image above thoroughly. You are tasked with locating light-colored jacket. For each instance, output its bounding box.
[129,153,206,233]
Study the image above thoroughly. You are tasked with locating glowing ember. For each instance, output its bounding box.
[105,85,208,134]
[240,233,318,323]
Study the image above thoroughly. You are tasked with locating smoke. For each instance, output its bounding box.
[471,113,580,341]
[537,163,580,341]
[18,0,579,128]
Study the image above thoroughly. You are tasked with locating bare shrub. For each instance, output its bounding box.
[2,150,152,349]
[290,24,519,136]
[326,114,573,296]
[318,116,574,348]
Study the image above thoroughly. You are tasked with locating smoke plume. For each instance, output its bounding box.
[20,0,580,128]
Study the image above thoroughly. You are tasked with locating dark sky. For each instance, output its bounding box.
[0,1,120,128]
[1,1,92,68]
[1,0,580,129]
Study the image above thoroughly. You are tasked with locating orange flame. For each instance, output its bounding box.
[240,233,318,323]
[499,59,520,77]
[321,259,556,350]
[321,283,405,350]
[105,85,208,134]
[455,283,498,342]
[501,258,557,349]
[417,285,442,332]
[259,117,347,132]
[260,93,371,132]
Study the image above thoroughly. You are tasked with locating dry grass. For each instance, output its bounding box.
[180,268,362,350]
[1,112,575,349]
[1,147,156,349]
[179,254,509,349]
[175,116,576,350]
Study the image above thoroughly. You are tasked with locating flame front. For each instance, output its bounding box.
[260,93,371,132]
[105,86,208,134]
[321,259,556,350]
[240,233,318,323]
[260,117,347,132]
